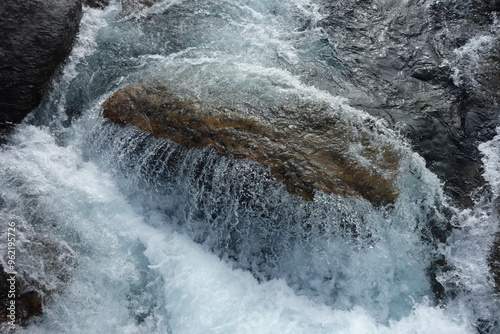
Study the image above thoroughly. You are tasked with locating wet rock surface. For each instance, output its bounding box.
[308,0,500,297]
[316,0,500,208]
[103,83,401,206]
[0,265,43,326]
[0,0,82,131]
[491,232,500,293]
[83,0,109,9]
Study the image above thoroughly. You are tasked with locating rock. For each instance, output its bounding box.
[83,0,109,9]
[120,0,163,16]
[103,83,400,206]
[0,264,43,326]
[476,39,500,101]
[315,0,500,208]
[491,232,500,293]
[0,0,82,131]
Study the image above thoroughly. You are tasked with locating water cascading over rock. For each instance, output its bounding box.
[102,83,401,206]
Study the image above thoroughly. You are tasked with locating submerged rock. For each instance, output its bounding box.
[0,213,77,327]
[0,0,82,131]
[0,266,43,327]
[0,233,76,327]
[103,83,400,206]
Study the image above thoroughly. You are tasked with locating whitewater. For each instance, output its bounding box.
[1,1,499,333]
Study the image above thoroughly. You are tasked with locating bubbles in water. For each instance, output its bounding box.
[1,0,497,333]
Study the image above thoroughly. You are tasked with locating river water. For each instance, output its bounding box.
[1,0,499,333]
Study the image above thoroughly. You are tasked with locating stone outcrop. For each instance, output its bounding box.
[103,83,401,206]
[0,265,43,327]
[317,0,500,295]
[0,0,82,132]
[316,0,500,208]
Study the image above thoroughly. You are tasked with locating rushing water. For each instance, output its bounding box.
[1,0,499,333]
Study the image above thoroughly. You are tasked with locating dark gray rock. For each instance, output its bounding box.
[490,232,500,293]
[83,0,109,9]
[316,0,500,304]
[120,0,163,16]
[82,0,163,17]
[316,0,500,207]
[0,0,82,131]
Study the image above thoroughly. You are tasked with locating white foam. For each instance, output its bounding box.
[0,125,471,334]
[434,127,500,329]
[29,3,114,130]
[137,220,471,334]
[448,35,495,87]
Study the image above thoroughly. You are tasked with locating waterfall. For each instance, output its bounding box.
[1,0,498,333]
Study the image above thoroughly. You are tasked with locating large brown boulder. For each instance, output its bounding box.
[103,83,401,206]
[0,0,82,132]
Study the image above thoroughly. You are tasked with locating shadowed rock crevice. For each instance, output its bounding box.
[0,265,42,327]
[103,83,401,206]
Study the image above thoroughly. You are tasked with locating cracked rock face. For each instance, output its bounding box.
[103,83,401,206]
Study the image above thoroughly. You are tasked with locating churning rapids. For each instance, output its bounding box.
[1,0,499,333]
